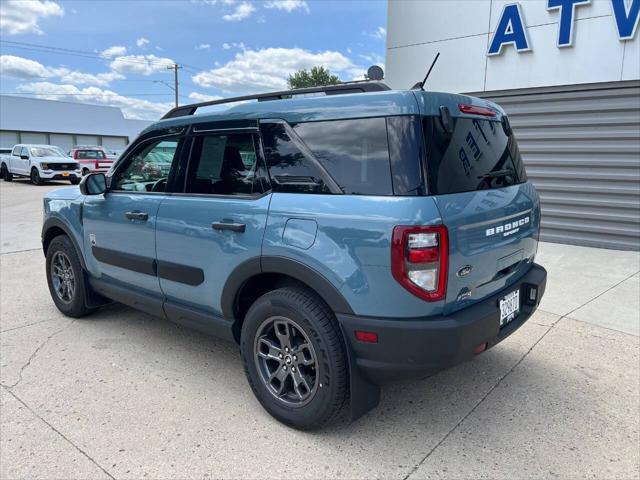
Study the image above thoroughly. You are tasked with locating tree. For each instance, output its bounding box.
[287,66,341,89]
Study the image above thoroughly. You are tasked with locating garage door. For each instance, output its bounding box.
[50,134,75,154]
[478,81,640,251]
[76,135,98,146]
[101,136,127,150]
[0,131,19,149]
[20,132,47,145]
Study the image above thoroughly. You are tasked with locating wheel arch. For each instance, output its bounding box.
[42,217,87,270]
[223,256,354,342]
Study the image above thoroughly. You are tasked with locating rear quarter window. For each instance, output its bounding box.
[292,117,392,195]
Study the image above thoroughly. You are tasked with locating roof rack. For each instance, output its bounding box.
[161,81,391,119]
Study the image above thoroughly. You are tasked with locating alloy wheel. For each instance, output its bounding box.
[50,251,75,303]
[254,316,319,407]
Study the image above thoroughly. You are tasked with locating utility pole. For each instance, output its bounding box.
[167,63,182,107]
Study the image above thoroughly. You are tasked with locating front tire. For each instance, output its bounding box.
[240,287,348,430]
[45,235,95,317]
[70,177,80,185]
[30,167,43,185]
[1,163,12,181]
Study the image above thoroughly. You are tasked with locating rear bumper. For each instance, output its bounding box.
[337,263,547,385]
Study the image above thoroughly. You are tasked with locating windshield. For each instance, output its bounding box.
[423,116,527,195]
[30,146,65,157]
[77,150,106,159]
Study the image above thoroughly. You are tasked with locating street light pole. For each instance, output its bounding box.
[167,63,182,107]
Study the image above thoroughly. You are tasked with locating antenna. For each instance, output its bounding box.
[412,52,440,90]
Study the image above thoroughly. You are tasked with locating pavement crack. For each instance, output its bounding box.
[0,319,53,334]
[564,269,640,317]
[2,319,75,389]
[402,316,562,480]
[2,386,116,480]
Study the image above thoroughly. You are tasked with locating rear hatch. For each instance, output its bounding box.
[420,98,540,315]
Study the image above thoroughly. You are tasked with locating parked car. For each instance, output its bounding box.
[2,144,81,185]
[41,82,546,429]
[69,146,114,175]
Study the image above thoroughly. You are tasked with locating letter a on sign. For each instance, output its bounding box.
[488,3,531,55]
[487,3,530,55]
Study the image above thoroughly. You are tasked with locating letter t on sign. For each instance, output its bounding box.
[547,0,592,47]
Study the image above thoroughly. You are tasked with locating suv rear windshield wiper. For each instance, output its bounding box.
[478,169,515,180]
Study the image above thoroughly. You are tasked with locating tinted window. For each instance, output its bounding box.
[112,137,180,192]
[185,133,263,195]
[260,122,330,194]
[423,116,527,195]
[387,116,425,196]
[293,118,392,195]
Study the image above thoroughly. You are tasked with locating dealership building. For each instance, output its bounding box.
[386,0,640,250]
[0,96,151,154]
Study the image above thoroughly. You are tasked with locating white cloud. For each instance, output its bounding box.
[222,2,255,21]
[109,54,175,76]
[197,43,211,50]
[188,92,223,102]
[15,82,172,120]
[0,0,64,35]
[264,0,309,13]
[192,47,354,93]
[372,26,386,40]
[136,37,150,48]
[1,54,124,86]
[100,45,127,58]
[222,42,245,50]
[222,43,231,50]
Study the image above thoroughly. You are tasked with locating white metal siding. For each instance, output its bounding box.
[476,81,640,250]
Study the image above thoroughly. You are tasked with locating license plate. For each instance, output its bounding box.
[62,172,69,177]
[499,289,520,327]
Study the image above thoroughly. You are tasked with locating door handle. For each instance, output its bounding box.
[212,221,246,233]
[125,211,149,221]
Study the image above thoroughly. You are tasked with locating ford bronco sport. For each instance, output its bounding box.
[42,81,547,429]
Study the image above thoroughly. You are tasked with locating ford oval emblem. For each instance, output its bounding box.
[457,265,473,277]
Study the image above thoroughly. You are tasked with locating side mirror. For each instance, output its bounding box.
[20,154,29,160]
[79,173,107,195]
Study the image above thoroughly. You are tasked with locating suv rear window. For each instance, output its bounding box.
[423,116,526,195]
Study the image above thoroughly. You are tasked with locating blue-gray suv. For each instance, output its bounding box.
[42,82,547,429]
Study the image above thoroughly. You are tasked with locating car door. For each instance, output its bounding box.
[155,123,271,334]
[11,146,27,174]
[82,130,186,316]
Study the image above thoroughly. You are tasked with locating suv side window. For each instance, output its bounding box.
[112,137,180,192]
[185,133,265,195]
[260,122,331,194]
[292,117,392,195]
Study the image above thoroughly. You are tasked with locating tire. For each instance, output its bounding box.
[70,177,80,185]
[1,163,12,182]
[45,235,96,318]
[30,167,43,185]
[240,287,348,430]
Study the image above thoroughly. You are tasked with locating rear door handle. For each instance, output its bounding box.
[125,211,149,221]
[212,221,246,233]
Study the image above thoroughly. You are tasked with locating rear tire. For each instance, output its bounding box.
[240,287,348,430]
[46,235,96,318]
[30,167,43,185]
[1,163,12,181]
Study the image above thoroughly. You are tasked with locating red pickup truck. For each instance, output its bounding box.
[69,147,114,175]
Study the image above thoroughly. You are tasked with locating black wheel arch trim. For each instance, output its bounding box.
[42,217,87,270]
[221,255,354,320]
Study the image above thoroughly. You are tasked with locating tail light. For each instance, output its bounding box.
[391,225,448,302]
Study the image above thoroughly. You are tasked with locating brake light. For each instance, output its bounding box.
[391,225,448,302]
[458,104,497,117]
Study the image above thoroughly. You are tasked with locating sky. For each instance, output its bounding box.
[0,0,387,120]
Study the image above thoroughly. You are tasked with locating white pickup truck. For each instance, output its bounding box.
[0,144,82,185]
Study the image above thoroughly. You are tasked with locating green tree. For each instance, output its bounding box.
[287,66,341,89]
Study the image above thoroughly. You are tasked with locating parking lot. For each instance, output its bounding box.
[1,178,639,479]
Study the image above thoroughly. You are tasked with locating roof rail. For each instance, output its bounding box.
[161,81,391,119]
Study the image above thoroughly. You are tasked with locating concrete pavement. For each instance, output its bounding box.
[1,179,639,479]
